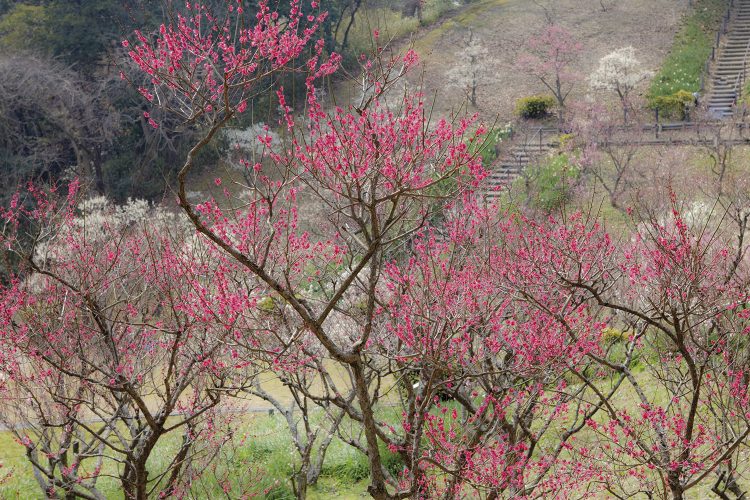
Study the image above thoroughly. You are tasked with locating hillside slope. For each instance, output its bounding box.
[397,0,690,121]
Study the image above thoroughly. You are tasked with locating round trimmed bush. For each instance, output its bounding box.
[515,95,556,119]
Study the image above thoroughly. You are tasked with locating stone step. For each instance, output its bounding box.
[694,0,750,120]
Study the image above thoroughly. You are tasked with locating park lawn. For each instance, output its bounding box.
[0,411,373,499]
[2,363,749,498]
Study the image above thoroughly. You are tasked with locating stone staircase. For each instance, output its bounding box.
[485,128,557,199]
[707,0,750,118]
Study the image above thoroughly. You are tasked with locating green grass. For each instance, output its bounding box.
[343,0,463,57]
[0,412,374,499]
[3,359,748,498]
[648,0,726,99]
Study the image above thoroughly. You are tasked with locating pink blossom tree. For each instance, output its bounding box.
[0,188,262,498]
[518,24,583,122]
[374,207,628,498]
[113,1,750,498]
[123,1,633,497]
[559,197,750,499]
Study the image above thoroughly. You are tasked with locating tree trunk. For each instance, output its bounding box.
[122,431,160,500]
[668,472,684,500]
[122,459,149,500]
[352,360,388,500]
[294,468,309,500]
[93,148,105,195]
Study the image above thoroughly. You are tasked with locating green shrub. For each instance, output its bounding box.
[741,81,750,106]
[648,90,695,120]
[321,448,370,482]
[557,133,575,149]
[257,295,278,312]
[515,95,556,119]
[527,153,579,211]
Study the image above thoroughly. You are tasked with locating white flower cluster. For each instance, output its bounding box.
[223,123,280,171]
[33,197,185,266]
[446,30,491,103]
[589,46,652,94]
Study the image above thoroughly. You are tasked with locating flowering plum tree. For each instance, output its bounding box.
[564,197,750,499]
[0,1,729,499]
[375,207,628,498]
[568,100,646,211]
[446,29,491,107]
[589,46,652,124]
[0,188,262,498]
[518,24,583,121]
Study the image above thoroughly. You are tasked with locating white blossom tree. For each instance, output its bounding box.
[446,29,491,107]
[589,46,652,123]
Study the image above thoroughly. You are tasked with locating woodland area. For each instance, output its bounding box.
[0,0,459,205]
[3,0,750,499]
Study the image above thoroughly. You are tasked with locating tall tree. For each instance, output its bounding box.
[518,24,582,122]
